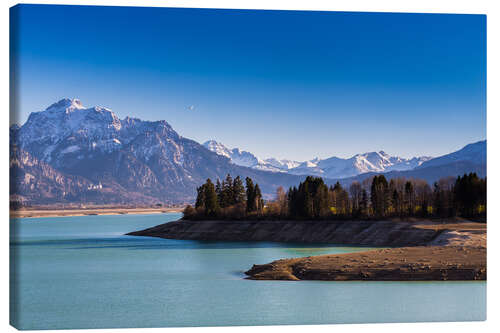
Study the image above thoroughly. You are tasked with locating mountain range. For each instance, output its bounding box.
[203,140,432,178]
[10,98,486,206]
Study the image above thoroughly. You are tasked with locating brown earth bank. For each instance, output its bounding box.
[126,219,484,247]
[128,219,486,281]
[245,246,485,281]
[11,207,184,218]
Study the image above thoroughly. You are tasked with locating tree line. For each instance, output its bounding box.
[183,173,486,220]
[184,174,264,219]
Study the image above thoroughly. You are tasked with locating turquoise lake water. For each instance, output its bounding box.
[10,213,486,330]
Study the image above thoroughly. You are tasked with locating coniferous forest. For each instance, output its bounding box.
[183,173,486,221]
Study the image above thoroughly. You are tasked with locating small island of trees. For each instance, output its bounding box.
[183,173,486,221]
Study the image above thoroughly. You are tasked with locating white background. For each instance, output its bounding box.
[1,1,498,333]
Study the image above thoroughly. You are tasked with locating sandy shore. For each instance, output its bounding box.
[245,222,486,281]
[10,207,184,219]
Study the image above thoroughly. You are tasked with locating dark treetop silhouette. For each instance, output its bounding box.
[184,173,486,221]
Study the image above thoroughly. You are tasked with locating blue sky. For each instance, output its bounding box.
[10,5,486,160]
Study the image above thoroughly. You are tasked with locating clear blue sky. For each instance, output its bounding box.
[10,5,486,160]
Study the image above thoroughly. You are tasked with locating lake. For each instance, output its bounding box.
[10,213,486,330]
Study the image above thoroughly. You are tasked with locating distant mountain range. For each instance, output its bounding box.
[10,98,486,206]
[203,140,432,178]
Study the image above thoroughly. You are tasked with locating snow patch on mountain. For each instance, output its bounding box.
[203,140,262,168]
[60,145,80,154]
[262,158,301,170]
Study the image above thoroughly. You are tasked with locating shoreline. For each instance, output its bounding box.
[244,222,486,281]
[245,245,486,281]
[10,207,184,219]
[128,219,486,281]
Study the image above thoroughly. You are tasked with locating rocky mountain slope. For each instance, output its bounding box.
[416,140,486,169]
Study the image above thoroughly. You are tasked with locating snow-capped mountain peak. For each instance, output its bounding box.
[15,99,182,167]
[203,140,232,159]
[203,140,260,168]
[21,98,123,144]
[46,98,85,112]
[262,158,301,170]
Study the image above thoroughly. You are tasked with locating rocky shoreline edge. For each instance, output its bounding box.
[127,219,486,281]
[245,245,485,281]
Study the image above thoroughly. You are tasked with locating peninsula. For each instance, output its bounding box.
[127,219,486,281]
[127,174,486,281]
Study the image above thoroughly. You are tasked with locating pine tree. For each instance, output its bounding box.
[291,176,330,218]
[454,173,484,217]
[245,177,256,212]
[287,186,298,218]
[221,174,234,207]
[371,175,389,217]
[215,179,222,206]
[254,184,264,213]
[195,185,206,210]
[203,178,219,217]
[233,176,246,205]
[301,181,313,218]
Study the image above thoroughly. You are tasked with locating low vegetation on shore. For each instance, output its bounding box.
[183,173,486,221]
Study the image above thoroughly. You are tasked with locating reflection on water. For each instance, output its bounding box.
[10,213,486,330]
